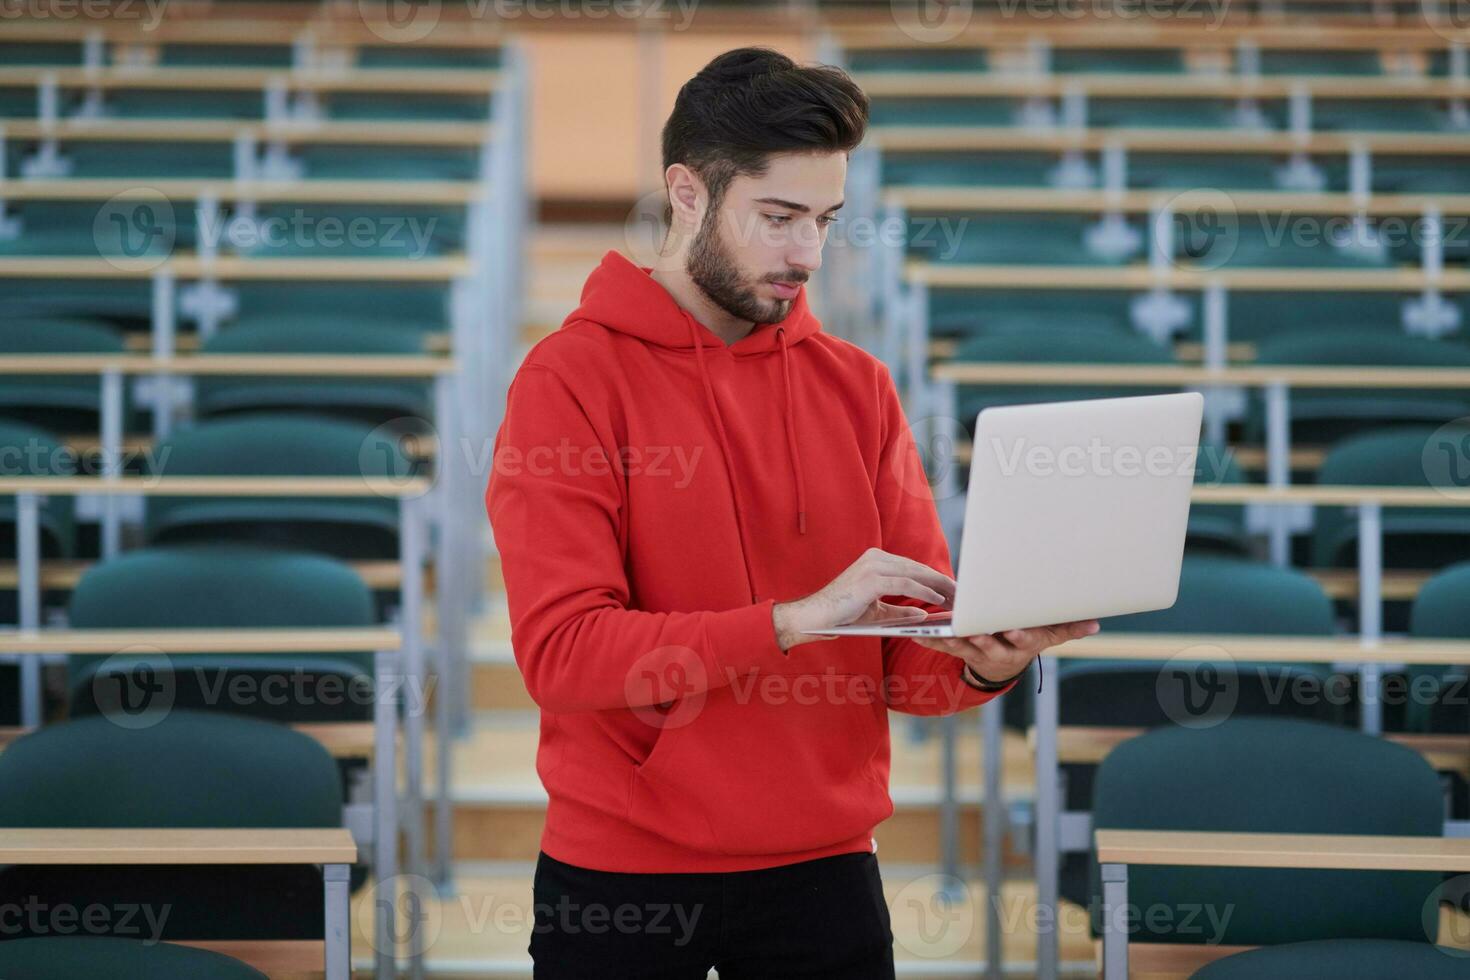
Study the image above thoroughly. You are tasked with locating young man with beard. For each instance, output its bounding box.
[486,47,1099,978]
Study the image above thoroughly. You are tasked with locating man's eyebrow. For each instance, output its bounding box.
[753,197,845,214]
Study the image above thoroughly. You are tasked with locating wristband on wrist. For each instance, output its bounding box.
[962,660,1034,693]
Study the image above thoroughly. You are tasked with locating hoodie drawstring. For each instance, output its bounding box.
[685,320,812,601]
[776,327,808,536]
[688,319,761,600]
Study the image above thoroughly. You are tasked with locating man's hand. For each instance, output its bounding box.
[914,620,1100,684]
[771,547,955,651]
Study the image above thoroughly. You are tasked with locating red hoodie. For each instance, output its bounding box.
[486,250,1016,874]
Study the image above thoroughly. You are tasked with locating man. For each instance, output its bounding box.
[486,47,1099,978]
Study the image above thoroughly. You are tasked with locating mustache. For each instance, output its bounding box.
[765,274,808,285]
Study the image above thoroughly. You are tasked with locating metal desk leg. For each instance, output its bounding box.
[1264,381,1292,568]
[1034,655,1060,980]
[981,698,1005,980]
[398,495,427,980]
[324,863,351,980]
[940,712,959,885]
[15,491,41,728]
[1100,863,1129,980]
[1357,502,1384,736]
[99,368,124,559]
[374,649,401,980]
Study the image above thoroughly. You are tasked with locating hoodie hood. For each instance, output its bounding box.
[565,249,822,354]
[564,250,820,539]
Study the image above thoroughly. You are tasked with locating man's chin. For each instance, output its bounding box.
[755,298,793,325]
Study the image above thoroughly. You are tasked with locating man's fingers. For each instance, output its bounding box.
[868,601,930,622]
[866,551,957,604]
[875,576,948,609]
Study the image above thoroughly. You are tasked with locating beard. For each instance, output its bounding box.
[687,207,805,326]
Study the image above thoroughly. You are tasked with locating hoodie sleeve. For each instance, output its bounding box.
[872,367,1020,715]
[486,363,787,714]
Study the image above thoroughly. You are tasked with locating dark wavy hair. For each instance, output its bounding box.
[660,47,869,223]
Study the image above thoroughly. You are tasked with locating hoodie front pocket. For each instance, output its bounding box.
[626,670,891,857]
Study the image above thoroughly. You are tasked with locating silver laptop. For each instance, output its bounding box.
[808,392,1204,638]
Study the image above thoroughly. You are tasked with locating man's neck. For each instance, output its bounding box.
[649,266,754,347]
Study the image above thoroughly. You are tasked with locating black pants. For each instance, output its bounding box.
[529,850,896,979]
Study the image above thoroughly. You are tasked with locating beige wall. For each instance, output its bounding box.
[523,30,813,203]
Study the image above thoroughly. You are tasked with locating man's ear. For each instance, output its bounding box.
[664,163,703,230]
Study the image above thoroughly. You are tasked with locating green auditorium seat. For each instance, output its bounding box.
[103,90,264,120]
[1089,719,1445,948]
[1030,557,1342,905]
[0,317,135,434]
[1192,939,1470,979]
[1312,425,1470,570]
[1259,51,1385,75]
[0,711,343,943]
[157,43,293,67]
[846,49,989,73]
[241,202,462,257]
[929,290,1142,339]
[1312,100,1450,133]
[356,46,502,69]
[1194,225,1395,269]
[952,328,1176,422]
[1222,293,1405,344]
[5,201,199,256]
[144,413,412,560]
[0,420,77,564]
[0,43,81,65]
[1372,158,1470,194]
[1187,444,1250,555]
[61,141,236,179]
[869,97,1021,127]
[1129,154,1284,191]
[918,212,1133,265]
[881,151,1060,187]
[0,420,74,720]
[0,202,185,263]
[327,93,491,122]
[952,311,1128,338]
[1245,331,1470,446]
[1052,50,1186,73]
[196,319,433,426]
[296,144,483,181]
[0,86,42,118]
[1402,562,1470,735]
[1088,99,1237,129]
[67,543,375,722]
[0,937,266,980]
[0,279,153,325]
[231,287,452,334]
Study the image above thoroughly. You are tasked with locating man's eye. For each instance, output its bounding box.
[817,215,838,227]
[765,214,792,226]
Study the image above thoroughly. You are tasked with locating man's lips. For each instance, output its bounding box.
[768,280,802,300]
